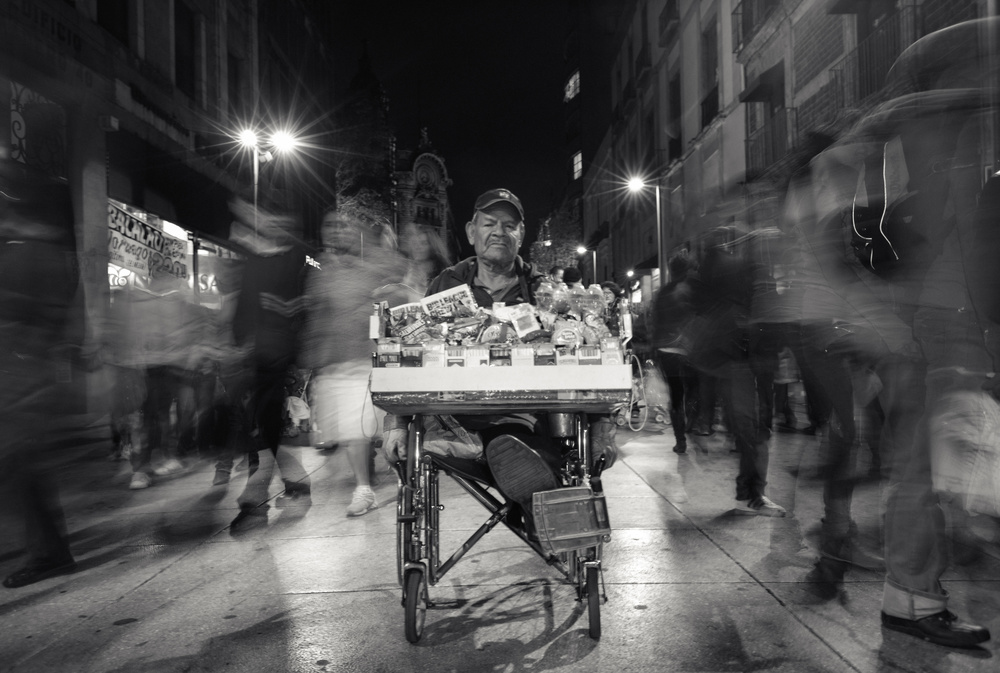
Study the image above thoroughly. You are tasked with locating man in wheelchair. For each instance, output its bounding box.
[381,188,618,534]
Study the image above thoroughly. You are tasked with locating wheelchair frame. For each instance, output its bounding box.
[392,411,608,643]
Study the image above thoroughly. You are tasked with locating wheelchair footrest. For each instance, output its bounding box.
[532,486,612,556]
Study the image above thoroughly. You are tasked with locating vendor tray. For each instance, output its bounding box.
[370,364,631,415]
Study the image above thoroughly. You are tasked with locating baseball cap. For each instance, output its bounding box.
[474,188,524,221]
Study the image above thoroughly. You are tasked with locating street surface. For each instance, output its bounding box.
[1,412,998,672]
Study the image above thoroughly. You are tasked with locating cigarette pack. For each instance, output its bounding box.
[600,337,623,365]
[511,345,534,367]
[446,346,466,367]
[578,345,602,365]
[489,345,511,366]
[555,346,578,366]
[465,346,489,367]
[376,338,401,368]
[422,341,446,367]
[534,343,556,366]
[400,344,423,367]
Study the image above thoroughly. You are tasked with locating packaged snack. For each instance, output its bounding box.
[422,285,478,319]
[551,320,584,347]
[495,303,544,341]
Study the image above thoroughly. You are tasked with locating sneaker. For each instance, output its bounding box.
[129,472,152,490]
[153,459,185,476]
[485,435,560,508]
[346,486,377,517]
[211,469,230,486]
[734,495,786,517]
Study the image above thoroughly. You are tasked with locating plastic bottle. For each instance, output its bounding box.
[535,279,555,311]
[584,284,607,317]
[550,282,571,314]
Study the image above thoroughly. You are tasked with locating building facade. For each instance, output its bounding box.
[581,0,991,308]
[0,0,336,411]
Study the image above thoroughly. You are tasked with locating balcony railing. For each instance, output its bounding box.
[658,0,680,47]
[732,0,780,54]
[829,6,918,109]
[746,107,796,178]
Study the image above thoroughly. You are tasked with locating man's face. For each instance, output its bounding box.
[551,269,564,283]
[466,203,523,266]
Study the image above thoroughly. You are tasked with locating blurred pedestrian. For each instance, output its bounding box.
[227,199,311,530]
[651,252,698,454]
[300,209,398,516]
[0,160,82,588]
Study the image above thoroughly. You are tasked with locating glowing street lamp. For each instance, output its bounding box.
[577,245,597,284]
[628,175,663,287]
[239,127,298,235]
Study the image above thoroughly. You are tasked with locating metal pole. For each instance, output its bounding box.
[252,147,259,238]
[654,181,662,288]
[591,249,597,283]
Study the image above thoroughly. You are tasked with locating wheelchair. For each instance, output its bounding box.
[390,410,612,643]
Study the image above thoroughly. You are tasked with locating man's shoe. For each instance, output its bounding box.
[129,472,152,490]
[485,435,560,507]
[212,469,230,486]
[734,495,786,517]
[230,505,269,532]
[277,485,312,508]
[346,486,377,517]
[805,557,846,600]
[881,610,990,648]
[3,558,77,588]
[673,442,687,454]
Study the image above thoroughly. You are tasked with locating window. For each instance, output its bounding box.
[175,1,197,99]
[228,53,243,118]
[564,70,580,102]
[97,0,129,47]
[572,151,583,180]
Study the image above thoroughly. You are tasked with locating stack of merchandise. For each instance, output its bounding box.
[371,280,629,368]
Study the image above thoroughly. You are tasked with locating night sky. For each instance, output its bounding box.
[327,1,571,250]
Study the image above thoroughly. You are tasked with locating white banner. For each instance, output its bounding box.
[107,202,188,281]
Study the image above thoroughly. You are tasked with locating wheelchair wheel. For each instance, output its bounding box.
[585,565,601,639]
[404,567,428,643]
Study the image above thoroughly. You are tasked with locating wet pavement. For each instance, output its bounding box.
[1,413,999,673]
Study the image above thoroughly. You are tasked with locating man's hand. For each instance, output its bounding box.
[383,428,408,463]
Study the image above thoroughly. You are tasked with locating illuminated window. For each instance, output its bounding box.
[564,70,580,102]
[572,151,583,180]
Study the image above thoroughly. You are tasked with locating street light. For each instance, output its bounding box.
[239,127,298,235]
[627,175,663,288]
[577,245,597,284]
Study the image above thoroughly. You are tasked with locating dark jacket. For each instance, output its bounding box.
[426,256,546,308]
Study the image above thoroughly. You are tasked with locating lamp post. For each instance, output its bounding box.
[576,245,597,284]
[239,128,298,236]
[627,175,663,288]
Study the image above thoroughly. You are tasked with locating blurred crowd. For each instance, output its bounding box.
[3,15,1000,651]
[640,17,1000,648]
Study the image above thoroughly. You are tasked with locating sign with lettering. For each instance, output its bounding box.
[107,201,188,281]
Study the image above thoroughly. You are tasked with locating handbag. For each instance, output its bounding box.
[423,415,484,459]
